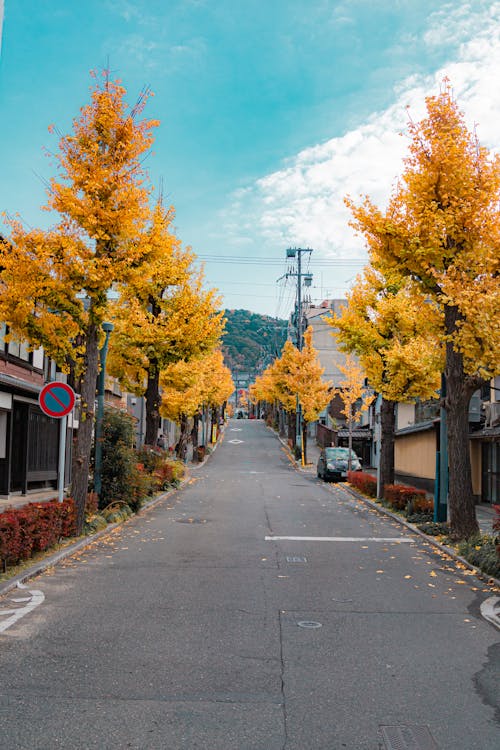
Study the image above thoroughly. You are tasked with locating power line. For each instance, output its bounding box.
[196,255,365,266]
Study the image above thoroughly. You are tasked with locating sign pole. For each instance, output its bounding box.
[38,382,75,504]
[58,415,67,504]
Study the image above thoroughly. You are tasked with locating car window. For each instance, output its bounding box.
[324,448,358,459]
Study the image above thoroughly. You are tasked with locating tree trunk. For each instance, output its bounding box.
[176,413,189,461]
[445,305,479,539]
[144,362,160,446]
[347,411,353,473]
[302,421,308,465]
[379,398,395,498]
[278,404,285,436]
[72,322,99,534]
[287,411,296,446]
[210,406,217,443]
[191,413,200,460]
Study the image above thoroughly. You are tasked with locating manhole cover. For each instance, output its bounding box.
[380,725,439,750]
[286,556,308,563]
[176,518,208,524]
[297,621,322,629]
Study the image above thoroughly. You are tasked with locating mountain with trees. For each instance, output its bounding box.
[222,309,287,375]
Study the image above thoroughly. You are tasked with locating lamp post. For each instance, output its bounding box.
[94,321,114,498]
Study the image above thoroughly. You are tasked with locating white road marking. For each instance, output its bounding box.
[265,536,413,543]
[0,583,45,634]
[228,439,244,444]
[230,428,242,432]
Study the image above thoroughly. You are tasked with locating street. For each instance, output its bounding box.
[0,419,499,749]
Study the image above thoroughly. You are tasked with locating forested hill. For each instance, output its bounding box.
[222,309,288,375]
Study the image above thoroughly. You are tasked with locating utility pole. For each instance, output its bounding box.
[277,247,313,459]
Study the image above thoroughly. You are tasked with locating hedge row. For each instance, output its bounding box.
[0,499,77,570]
[347,471,377,497]
[383,484,431,513]
[347,472,433,516]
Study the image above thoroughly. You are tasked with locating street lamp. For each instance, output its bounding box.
[94,321,114,498]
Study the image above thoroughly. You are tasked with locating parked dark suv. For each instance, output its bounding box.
[317,446,362,482]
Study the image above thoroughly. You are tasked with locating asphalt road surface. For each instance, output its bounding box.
[0,419,499,749]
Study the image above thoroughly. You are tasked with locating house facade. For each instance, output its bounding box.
[0,325,74,498]
[392,378,500,504]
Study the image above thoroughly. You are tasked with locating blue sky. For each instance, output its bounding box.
[1,1,500,316]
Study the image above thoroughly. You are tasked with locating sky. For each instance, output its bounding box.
[1,1,500,318]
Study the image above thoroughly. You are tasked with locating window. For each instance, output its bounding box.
[415,398,440,423]
[5,331,31,362]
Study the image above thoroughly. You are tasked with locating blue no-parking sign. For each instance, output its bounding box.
[39,382,75,419]
[38,382,76,503]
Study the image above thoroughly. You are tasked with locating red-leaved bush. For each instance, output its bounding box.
[348,471,377,497]
[0,499,77,570]
[384,484,428,511]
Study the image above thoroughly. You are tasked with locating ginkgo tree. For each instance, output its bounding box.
[331,268,442,494]
[160,349,233,460]
[250,328,331,464]
[333,355,373,473]
[0,71,158,532]
[107,200,225,445]
[288,327,332,465]
[346,82,500,539]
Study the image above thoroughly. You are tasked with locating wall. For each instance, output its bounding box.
[396,403,416,430]
[395,428,436,481]
[305,301,348,388]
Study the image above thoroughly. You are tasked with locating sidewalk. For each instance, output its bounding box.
[0,489,60,514]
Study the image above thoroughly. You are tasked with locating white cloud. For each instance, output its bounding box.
[225,1,500,263]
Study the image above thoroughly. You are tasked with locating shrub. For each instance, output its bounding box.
[136,446,165,474]
[101,502,133,524]
[0,499,77,570]
[412,495,434,514]
[416,521,450,537]
[493,505,500,562]
[407,511,434,524]
[83,514,108,535]
[384,484,428,512]
[85,492,99,519]
[458,536,500,579]
[96,407,144,511]
[348,471,377,497]
[0,511,21,569]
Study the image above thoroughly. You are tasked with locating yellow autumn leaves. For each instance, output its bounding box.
[250,327,331,424]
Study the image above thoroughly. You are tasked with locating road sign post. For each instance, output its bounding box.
[38,382,76,503]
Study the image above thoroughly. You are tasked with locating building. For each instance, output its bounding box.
[391,378,500,504]
[304,300,373,464]
[0,325,74,498]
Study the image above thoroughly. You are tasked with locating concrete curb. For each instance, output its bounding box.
[0,431,228,599]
